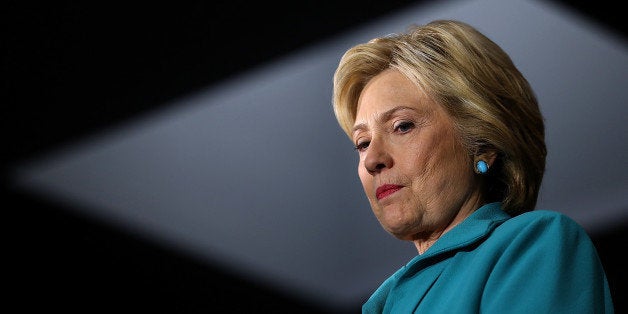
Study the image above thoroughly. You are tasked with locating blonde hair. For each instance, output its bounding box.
[332,20,546,215]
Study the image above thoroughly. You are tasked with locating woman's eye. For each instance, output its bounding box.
[394,121,415,133]
[354,141,370,152]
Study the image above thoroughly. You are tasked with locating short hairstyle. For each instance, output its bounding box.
[332,20,546,215]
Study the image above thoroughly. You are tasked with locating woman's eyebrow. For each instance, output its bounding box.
[352,106,417,135]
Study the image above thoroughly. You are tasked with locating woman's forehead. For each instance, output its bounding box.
[355,71,435,122]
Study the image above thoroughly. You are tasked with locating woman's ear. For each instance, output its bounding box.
[481,151,498,168]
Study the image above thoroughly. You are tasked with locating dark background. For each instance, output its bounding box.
[3,1,626,313]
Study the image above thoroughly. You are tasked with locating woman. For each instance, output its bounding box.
[332,20,614,313]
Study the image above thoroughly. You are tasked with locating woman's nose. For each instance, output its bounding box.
[363,138,392,174]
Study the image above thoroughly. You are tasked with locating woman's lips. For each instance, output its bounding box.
[376,184,403,200]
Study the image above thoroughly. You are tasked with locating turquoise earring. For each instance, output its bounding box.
[476,160,489,174]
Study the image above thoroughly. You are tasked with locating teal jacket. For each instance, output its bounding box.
[363,202,614,313]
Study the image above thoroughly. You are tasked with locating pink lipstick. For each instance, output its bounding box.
[376,184,403,200]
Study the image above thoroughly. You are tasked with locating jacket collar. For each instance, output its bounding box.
[406,202,510,266]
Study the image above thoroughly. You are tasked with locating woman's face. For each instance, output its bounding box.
[353,69,481,241]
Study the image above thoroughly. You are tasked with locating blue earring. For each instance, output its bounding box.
[476,160,489,174]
